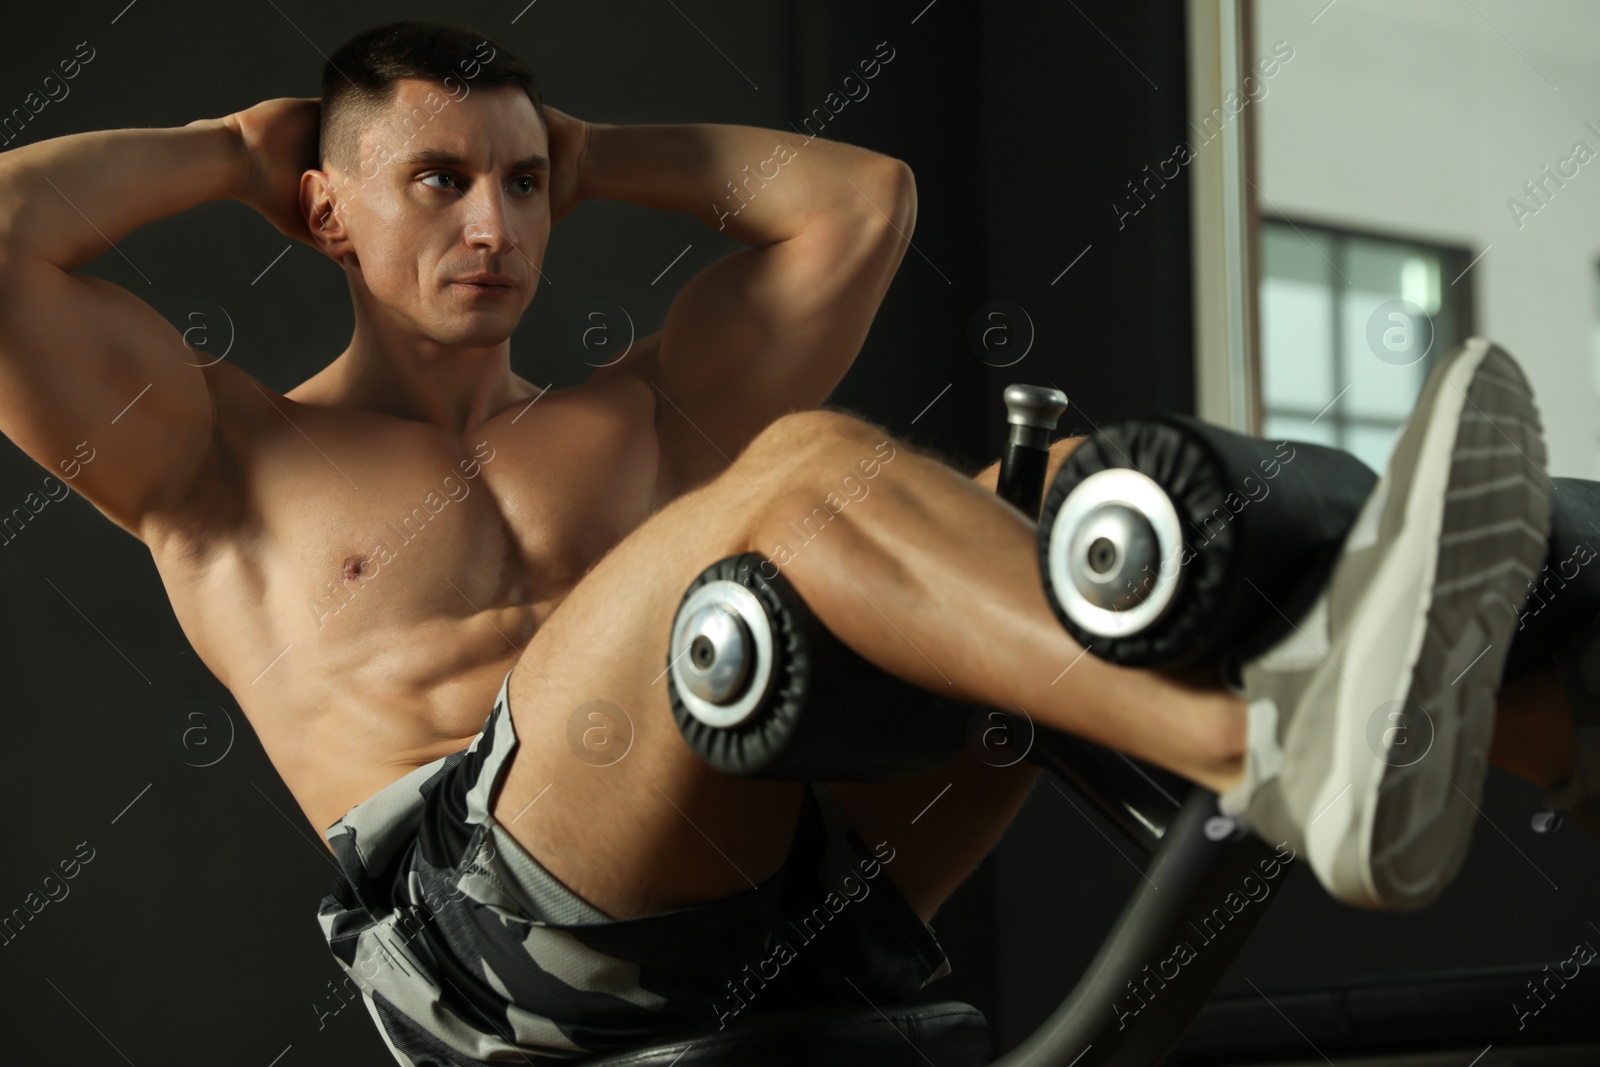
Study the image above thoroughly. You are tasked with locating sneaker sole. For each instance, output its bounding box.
[1308,338,1550,909]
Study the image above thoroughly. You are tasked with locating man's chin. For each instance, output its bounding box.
[428,321,517,350]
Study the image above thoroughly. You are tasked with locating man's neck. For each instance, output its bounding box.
[313,334,534,438]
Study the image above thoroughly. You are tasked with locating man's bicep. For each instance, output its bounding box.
[0,254,217,538]
[648,214,910,492]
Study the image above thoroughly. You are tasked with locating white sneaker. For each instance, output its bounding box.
[1220,338,1551,909]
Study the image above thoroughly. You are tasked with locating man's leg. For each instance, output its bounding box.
[1492,666,1579,789]
[821,436,1086,924]
[834,437,1590,922]
[489,406,1584,926]
[489,410,1246,923]
[826,412,1587,921]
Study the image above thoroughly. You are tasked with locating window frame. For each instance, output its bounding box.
[1258,213,1478,459]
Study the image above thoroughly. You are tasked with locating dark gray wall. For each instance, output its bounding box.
[3,2,1590,1066]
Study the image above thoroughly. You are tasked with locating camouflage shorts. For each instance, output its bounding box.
[316,668,952,1065]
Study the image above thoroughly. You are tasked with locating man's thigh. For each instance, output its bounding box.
[488,418,1081,927]
[488,416,831,923]
[824,435,1086,922]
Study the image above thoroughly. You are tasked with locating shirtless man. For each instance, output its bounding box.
[0,19,1589,1064]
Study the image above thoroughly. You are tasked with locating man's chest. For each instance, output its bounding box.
[155,373,668,683]
[293,388,662,630]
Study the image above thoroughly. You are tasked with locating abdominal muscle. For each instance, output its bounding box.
[227,602,553,854]
[149,542,550,851]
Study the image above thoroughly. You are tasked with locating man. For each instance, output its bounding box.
[0,18,1590,1064]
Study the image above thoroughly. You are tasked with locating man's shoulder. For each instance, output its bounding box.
[137,359,278,569]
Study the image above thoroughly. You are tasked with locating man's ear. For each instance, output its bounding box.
[300,169,353,261]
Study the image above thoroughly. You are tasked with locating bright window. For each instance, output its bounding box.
[1259,218,1475,474]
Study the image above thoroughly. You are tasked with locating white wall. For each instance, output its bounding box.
[1255,0,1600,477]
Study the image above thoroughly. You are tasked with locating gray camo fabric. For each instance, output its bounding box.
[317,668,953,1065]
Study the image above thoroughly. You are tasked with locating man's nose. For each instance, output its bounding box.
[462,185,518,254]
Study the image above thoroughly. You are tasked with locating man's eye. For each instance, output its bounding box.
[421,172,458,190]
[514,175,541,194]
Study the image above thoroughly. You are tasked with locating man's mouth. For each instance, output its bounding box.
[451,276,517,297]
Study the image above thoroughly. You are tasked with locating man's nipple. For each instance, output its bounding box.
[341,555,370,583]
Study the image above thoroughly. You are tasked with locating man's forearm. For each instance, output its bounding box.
[0,117,246,273]
[580,122,904,246]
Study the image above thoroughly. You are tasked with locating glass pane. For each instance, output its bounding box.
[1262,277,1335,412]
[1344,423,1403,476]
[1263,413,1337,449]
[1342,238,1432,420]
[1263,222,1332,285]
[1260,223,1334,415]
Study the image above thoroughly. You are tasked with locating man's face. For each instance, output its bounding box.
[330,78,550,347]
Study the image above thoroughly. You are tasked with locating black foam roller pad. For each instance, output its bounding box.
[1038,415,1378,670]
[668,553,970,782]
[1043,418,1600,682]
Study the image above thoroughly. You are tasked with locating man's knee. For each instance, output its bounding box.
[745,408,894,472]
[1042,434,1089,483]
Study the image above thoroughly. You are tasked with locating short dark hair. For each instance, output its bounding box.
[320,20,546,173]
